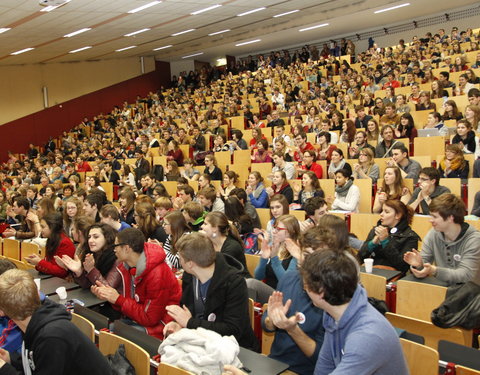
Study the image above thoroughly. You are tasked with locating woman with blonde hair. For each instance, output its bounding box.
[353,148,380,183]
[62,197,83,238]
[438,144,469,179]
[366,119,381,143]
[247,214,301,303]
[373,166,411,213]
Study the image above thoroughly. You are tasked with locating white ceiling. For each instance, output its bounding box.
[0,0,478,66]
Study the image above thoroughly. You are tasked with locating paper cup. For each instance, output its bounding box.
[364,258,374,273]
[56,286,67,300]
[34,278,41,290]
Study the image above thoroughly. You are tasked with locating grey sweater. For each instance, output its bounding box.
[422,224,480,285]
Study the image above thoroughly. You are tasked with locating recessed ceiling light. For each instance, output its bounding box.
[237,7,266,17]
[0,28,11,34]
[40,0,71,12]
[115,46,137,52]
[11,47,34,55]
[208,29,230,36]
[299,23,329,32]
[191,4,221,15]
[124,28,150,37]
[171,29,195,36]
[69,46,92,54]
[235,39,261,46]
[63,28,91,38]
[273,10,299,18]
[182,52,203,59]
[374,3,410,13]
[153,45,172,51]
[127,1,162,14]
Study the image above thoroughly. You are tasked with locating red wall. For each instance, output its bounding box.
[0,60,171,162]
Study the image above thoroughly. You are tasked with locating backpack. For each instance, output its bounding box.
[242,233,259,255]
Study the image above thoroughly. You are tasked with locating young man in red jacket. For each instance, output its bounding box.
[91,228,181,339]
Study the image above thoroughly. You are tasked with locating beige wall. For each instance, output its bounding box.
[0,56,155,125]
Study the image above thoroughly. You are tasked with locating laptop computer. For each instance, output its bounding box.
[418,128,440,137]
[73,304,109,331]
[113,319,162,357]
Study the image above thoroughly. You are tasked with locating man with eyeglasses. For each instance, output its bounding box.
[91,228,181,339]
[348,131,375,159]
[293,132,315,163]
[408,167,450,215]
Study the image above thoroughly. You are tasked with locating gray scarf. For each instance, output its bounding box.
[252,183,265,199]
[335,179,353,197]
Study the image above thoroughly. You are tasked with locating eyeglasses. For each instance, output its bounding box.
[113,243,126,248]
[274,226,288,232]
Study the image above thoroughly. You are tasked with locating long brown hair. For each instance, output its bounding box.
[164,211,190,254]
[205,211,243,248]
[381,166,407,199]
[275,214,300,260]
[135,201,161,239]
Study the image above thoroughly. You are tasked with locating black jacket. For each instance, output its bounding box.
[182,253,259,351]
[0,298,111,375]
[221,236,250,278]
[358,218,419,273]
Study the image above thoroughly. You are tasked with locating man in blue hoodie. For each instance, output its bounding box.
[300,250,408,375]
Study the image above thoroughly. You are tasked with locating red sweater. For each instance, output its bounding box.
[36,234,75,278]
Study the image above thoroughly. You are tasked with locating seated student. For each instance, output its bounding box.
[327,149,352,179]
[423,111,448,136]
[56,223,121,292]
[99,204,131,231]
[161,211,190,270]
[224,196,253,236]
[247,215,301,304]
[91,228,181,339]
[246,171,269,208]
[301,250,408,374]
[408,167,451,215]
[299,196,328,232]
[229,188,261,229]
[219,171,239,200]
[100,161,120,185]
[271,152,296,180]
[387,144,422,183]
[24,213,75,278]
[373,166,411,214]
[181,158,200,182]
[118,188,136,226]
[200,212,250,277]
[83,193,104,222]
[451,119,477,154]
[197,187,225,213]
[266,171,294,204]
[352,148,380,183]
[0,269,112,375]
[3,197,38,240]
[404,194,480,286]
[375,125,404,158]
[134,201,168,244]
[172,184,194,210]
[438,144,470,180]
[330,169,360,213]
[359,200,419,273]
[293,171,325,208]
[203,154,222,181]
[163,232,259,351]
[182,201,206,231]
[0,260,22,354]
[298,150,323,179]
[153,197,172,224]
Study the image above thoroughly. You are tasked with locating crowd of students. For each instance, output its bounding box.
[0,25,480,375]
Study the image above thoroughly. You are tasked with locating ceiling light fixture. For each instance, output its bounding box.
[237,7,266,17]
[182,52,203,59]
[299,23,329,32]
[124,28,150,37]
[63,28,91,38]
[0,28,11,34]
[191,4,221,15]
[235,39,261,46]
[153,45,172,51]
[69,46,92,53]
[127,1,162,14]
[40,0,71,12]
[273,9,299,18]
[208,29,230,36]
[11,47,34,55]
[171,29,195,36]
[374,3,410,13]
[115,45,137,52]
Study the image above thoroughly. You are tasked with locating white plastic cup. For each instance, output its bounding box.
[34,278,41,290]
[364,258,374,273]
[56,286,67,300]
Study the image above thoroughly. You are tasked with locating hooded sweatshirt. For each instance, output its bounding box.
[421,223,480,285]
[0,298,111,375]
[114,242,182,339]
[314,286,408,375]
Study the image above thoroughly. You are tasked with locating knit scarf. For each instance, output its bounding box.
[335,179,353,197]
[328,159,346,175]
[252,183,265,199]
[440,157,464,171]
